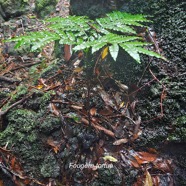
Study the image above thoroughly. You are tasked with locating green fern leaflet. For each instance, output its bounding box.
[5,11,166,63]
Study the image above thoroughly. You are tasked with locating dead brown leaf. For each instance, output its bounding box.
[90,107,97,116]
[49,103,60,116]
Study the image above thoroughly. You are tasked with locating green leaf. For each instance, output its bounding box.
[92,42,106,53]
[135,47,167,60]
[109,44,119,61]
[120,43,141,63]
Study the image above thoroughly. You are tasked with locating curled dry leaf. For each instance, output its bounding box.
[47,137,61,153]
[90,107,97,116]
[113,138,128,145]
[49,103,60,116]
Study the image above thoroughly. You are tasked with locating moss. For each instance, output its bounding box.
[39,115,61,134]
[40,154,60,178]
[11,84,28,101]
[39,91,52,108]
[97,167,122,185]
[39,60,59,79]
[35,0,58,18]
[168,116,186,142]
[0,0,29,19]
[0,109,36,144]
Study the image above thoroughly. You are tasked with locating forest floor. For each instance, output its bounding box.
[0,2,186,186]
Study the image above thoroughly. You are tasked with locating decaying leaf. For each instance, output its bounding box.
[101,47,109,60]
[134,152,157,164]
[99,107,113,116]
[144,170,153,186]
[131,159,140,168]
[153,159,173,173]
[36,84,44,89]
[73,67,83,73]
[103,155,118,162]
[47,137,61,153]
[113,138,128,145]
[90,107,97,116]
[49,103,60,116]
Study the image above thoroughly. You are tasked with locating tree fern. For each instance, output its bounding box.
[5,11,166,63]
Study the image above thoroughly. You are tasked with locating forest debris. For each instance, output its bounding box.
[81,117,115,138]
[144,170,153,186]
[0,75,20,83]
[0,62,15,76]
[113,138,128,145]
[103,155,118,162]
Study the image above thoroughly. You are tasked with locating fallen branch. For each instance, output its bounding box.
[81,117,115,138]
[11,61,41,71]
[0,94,32,117]
[0,75,20,83]
[0,93,33,130]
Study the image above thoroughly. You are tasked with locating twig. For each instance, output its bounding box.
[0,94,32,117]
[143,68,166,122]
[11,61,41,71]
[0,76,20,83]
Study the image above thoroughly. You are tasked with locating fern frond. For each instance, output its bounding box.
[5,11,166,63]
[120,42,164,63]
[96,11,150,34]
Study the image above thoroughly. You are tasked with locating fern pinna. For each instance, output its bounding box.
[5,11,166,63]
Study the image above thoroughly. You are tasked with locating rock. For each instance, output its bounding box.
[0,0,30,20]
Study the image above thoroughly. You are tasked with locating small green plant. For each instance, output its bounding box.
[5,11,166,63]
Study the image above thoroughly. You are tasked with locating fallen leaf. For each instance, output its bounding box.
[131,159,140,168]
[36,84,44,89]
[138,152,157,162]
[73,67,83,73]
[49,103,60,116]
[38,78,47,87]
[152,176,160,186]
[101,47,109,60]
[0,180,3,186]
[70,105,83,110]
[47,137,61,154]
[103,155,117,162]
[144,170,153,186]
[99,107,113,116]
[153,159,173,173]
[119,101,125,108]
[90,107,97,116]
[113,138,128,145]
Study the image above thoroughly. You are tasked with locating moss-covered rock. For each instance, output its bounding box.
[0,0,29,20]
[0,106,62,179]
[35,0,58,18]
[168,116,186,142]
[40,154,60,178]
